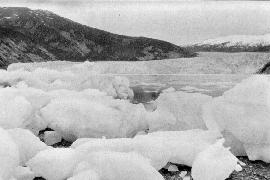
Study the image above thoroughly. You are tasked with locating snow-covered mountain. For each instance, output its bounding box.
[201,34,270,46]
[187,34,270,52]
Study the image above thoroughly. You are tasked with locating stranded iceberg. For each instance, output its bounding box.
[0,61,268,180]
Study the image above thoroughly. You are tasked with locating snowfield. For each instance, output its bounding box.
[0,61,270,180]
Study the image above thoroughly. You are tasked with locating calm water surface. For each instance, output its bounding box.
[126,74,251,102]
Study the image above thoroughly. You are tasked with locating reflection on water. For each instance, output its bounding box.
[128,74,251,102]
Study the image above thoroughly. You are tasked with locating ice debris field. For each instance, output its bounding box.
[0,61,270,180]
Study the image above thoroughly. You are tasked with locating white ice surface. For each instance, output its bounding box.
[203,75,270,161]
[191,139,239,180]
[8,128,49,165]
[73,130,221,169]
[0,127,20,180]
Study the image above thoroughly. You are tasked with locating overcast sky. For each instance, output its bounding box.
[1,0,270,45]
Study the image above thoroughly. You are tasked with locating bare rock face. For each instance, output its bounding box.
[0,7,196,68]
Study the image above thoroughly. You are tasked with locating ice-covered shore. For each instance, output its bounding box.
[0,61,269,180]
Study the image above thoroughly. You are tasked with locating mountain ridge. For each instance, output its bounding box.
[186,34,270,53]
[0,7,196,68]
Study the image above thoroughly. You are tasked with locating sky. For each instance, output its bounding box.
[1,0,270,45]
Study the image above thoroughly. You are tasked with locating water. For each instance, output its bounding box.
[127,74,251,102]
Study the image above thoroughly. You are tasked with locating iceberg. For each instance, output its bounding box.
[203,75,270,161]
[68,169,100,180]
[8,128,49,165]
[74,130,221,169]
[191,139,239,180]
[27,129,239,180]
[0,88,32,129]
[0,127,20,180]
[41,97,148,141]
[14,166,35,180]
[26,148,80,180]
[76,151,164,180]
[0,87,50,133]
[44,131,62,146]
[152,91,212,131]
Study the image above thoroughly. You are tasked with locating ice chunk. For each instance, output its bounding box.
[8,128,49,165]
[73,161,92,175]
[18,87,51,133]
[0,127,20,180]
[41,98,148,141]
[48,89,108,100]
[73,138,134,152]
[74,130,221,170]
[221,131,246,156]
[44,131,62,146]
[14,166,35,180]
[168,164,178,172]
[235,164,243,172]
[0,87,50,133]
[191,139,239,180]
[15,86,51,110]
[179,171,188,178]
[244,144,270,162]
[0,88,33,129]
[203,75,270,160]
[78,151,164,180]
[143,101,157,112]
[77,75,134,99]
[143,130,221,167]
[154,91,212,131]
[70,161,99,180]
[161,87,176,93]
[145,109,177,132]
[183,176,191,180]
[68,169,99,180]
[71,138,99,148]
[27,148,164,180]
[26,148,79,180]
[112,76,134,100]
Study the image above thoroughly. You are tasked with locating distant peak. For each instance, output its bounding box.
[199,34,270,46]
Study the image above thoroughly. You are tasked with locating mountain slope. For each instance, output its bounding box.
[186,34,270,52]
[0,7,196,68]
